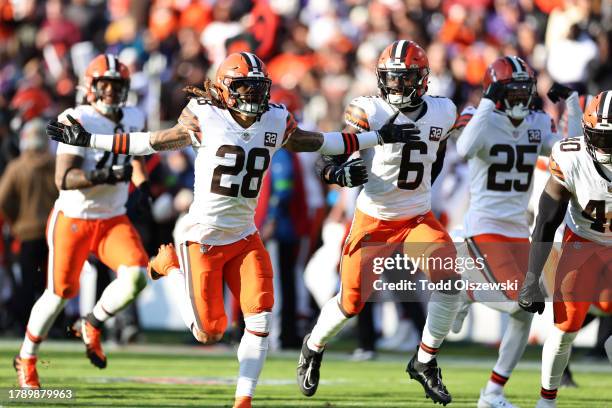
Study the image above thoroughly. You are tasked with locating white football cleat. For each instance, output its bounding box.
[535,397,557,408]
[477,389,518,408]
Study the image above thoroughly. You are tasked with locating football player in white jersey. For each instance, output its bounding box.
[452,57,582,408]
[296,40,460,406]
[519,91,612,408]
[14,54,150,389]
[47,52,418,408]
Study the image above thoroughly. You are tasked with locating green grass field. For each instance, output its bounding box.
[0,339,610,408]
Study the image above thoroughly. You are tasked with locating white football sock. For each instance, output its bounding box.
[236,312,271,398]
[20,290,67,357]
[605,335,612,364]
[166,267,197,330]
[308,295,350,352]
[542,326,577,390]
[418,290,460,363]
[93,266,146,321]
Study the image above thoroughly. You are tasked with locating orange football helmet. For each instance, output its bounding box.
[583,90,612,165]
[84,54,130,114]
[376,40,429,108]
[215,52,271,117]
[483,56,536,120]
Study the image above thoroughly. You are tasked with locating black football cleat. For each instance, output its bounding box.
[297,333,324,397]
[406,353,452,406]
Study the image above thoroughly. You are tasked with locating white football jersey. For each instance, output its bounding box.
[180,99,290,245]
[54,105,145,219]
[457,99,562,238]
[550,137,612,246]
[345,95,456,220]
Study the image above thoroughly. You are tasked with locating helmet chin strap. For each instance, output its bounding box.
[94,100,121,116]
[386,88,423,109]
[504,103,529,120]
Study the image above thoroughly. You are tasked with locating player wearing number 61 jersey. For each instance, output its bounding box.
[298,40,460,406]
[519,91,612,408]
[15,54,151,390]
[452,56,583,408]
[47,51,418,408]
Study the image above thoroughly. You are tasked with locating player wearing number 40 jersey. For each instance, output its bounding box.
[451,56,583,408]
[298,40,460,406]
[14,54,151,390]
[47,51,417,408]
[519,91,612,408]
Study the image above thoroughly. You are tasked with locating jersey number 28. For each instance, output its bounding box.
[211,145,270,198]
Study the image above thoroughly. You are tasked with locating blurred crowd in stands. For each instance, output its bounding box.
[0,0,611,356]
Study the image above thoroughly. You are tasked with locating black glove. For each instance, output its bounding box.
[483,81,505,104]
[376,111,421,144]
[518,270,545,314]
[326,158,368,187]
[47,114,92,147]
[86,164,133,185]
[547,82,573,103]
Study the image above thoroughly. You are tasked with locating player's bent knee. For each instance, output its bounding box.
[41,289,69,310]
[191,325,223,344]
[244,311,272,336]
[117,265,148,295]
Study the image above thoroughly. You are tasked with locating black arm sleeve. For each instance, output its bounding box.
[528,190,569,278]
[431,139,447,184]
[316,154,351,184]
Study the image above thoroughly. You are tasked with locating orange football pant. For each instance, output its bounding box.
[46,208,148,298]
[177,233,274,337]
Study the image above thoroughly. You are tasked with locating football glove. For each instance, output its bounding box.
[327,158,368,187]
[547,82,573,103]
[518,270,545,314]
[376,111,421,144]
[86,164,133,185]
[483,81,505,104]
[47,114,92,147]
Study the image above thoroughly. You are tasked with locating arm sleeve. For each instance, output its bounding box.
[540,117,562,157]
[456,99,494,159]
[431,139,447,184]
[528,190,568,277]
[565,91,583,138]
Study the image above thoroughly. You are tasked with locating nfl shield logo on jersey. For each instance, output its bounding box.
[265,132,277,147]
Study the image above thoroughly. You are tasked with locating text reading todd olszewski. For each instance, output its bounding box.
[369,254,519,293]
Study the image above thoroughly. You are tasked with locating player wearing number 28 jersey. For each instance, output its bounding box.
[15,54,150,390]
[47,52,417,408]
[519,91,612,408]
[298,40,460,406]
[453,56,582,408]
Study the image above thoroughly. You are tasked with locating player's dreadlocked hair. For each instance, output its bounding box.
[182,79,227,110]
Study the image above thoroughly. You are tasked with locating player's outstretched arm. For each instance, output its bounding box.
[518,176,571,314]
[283,111,420,154]
[47,115,192,155]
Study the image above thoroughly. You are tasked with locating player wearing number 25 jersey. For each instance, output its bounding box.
[299,40,460,407]
[47,52,417,408]
[15,54,149,390]
[519,91,612,408]
[453,57,582,408]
